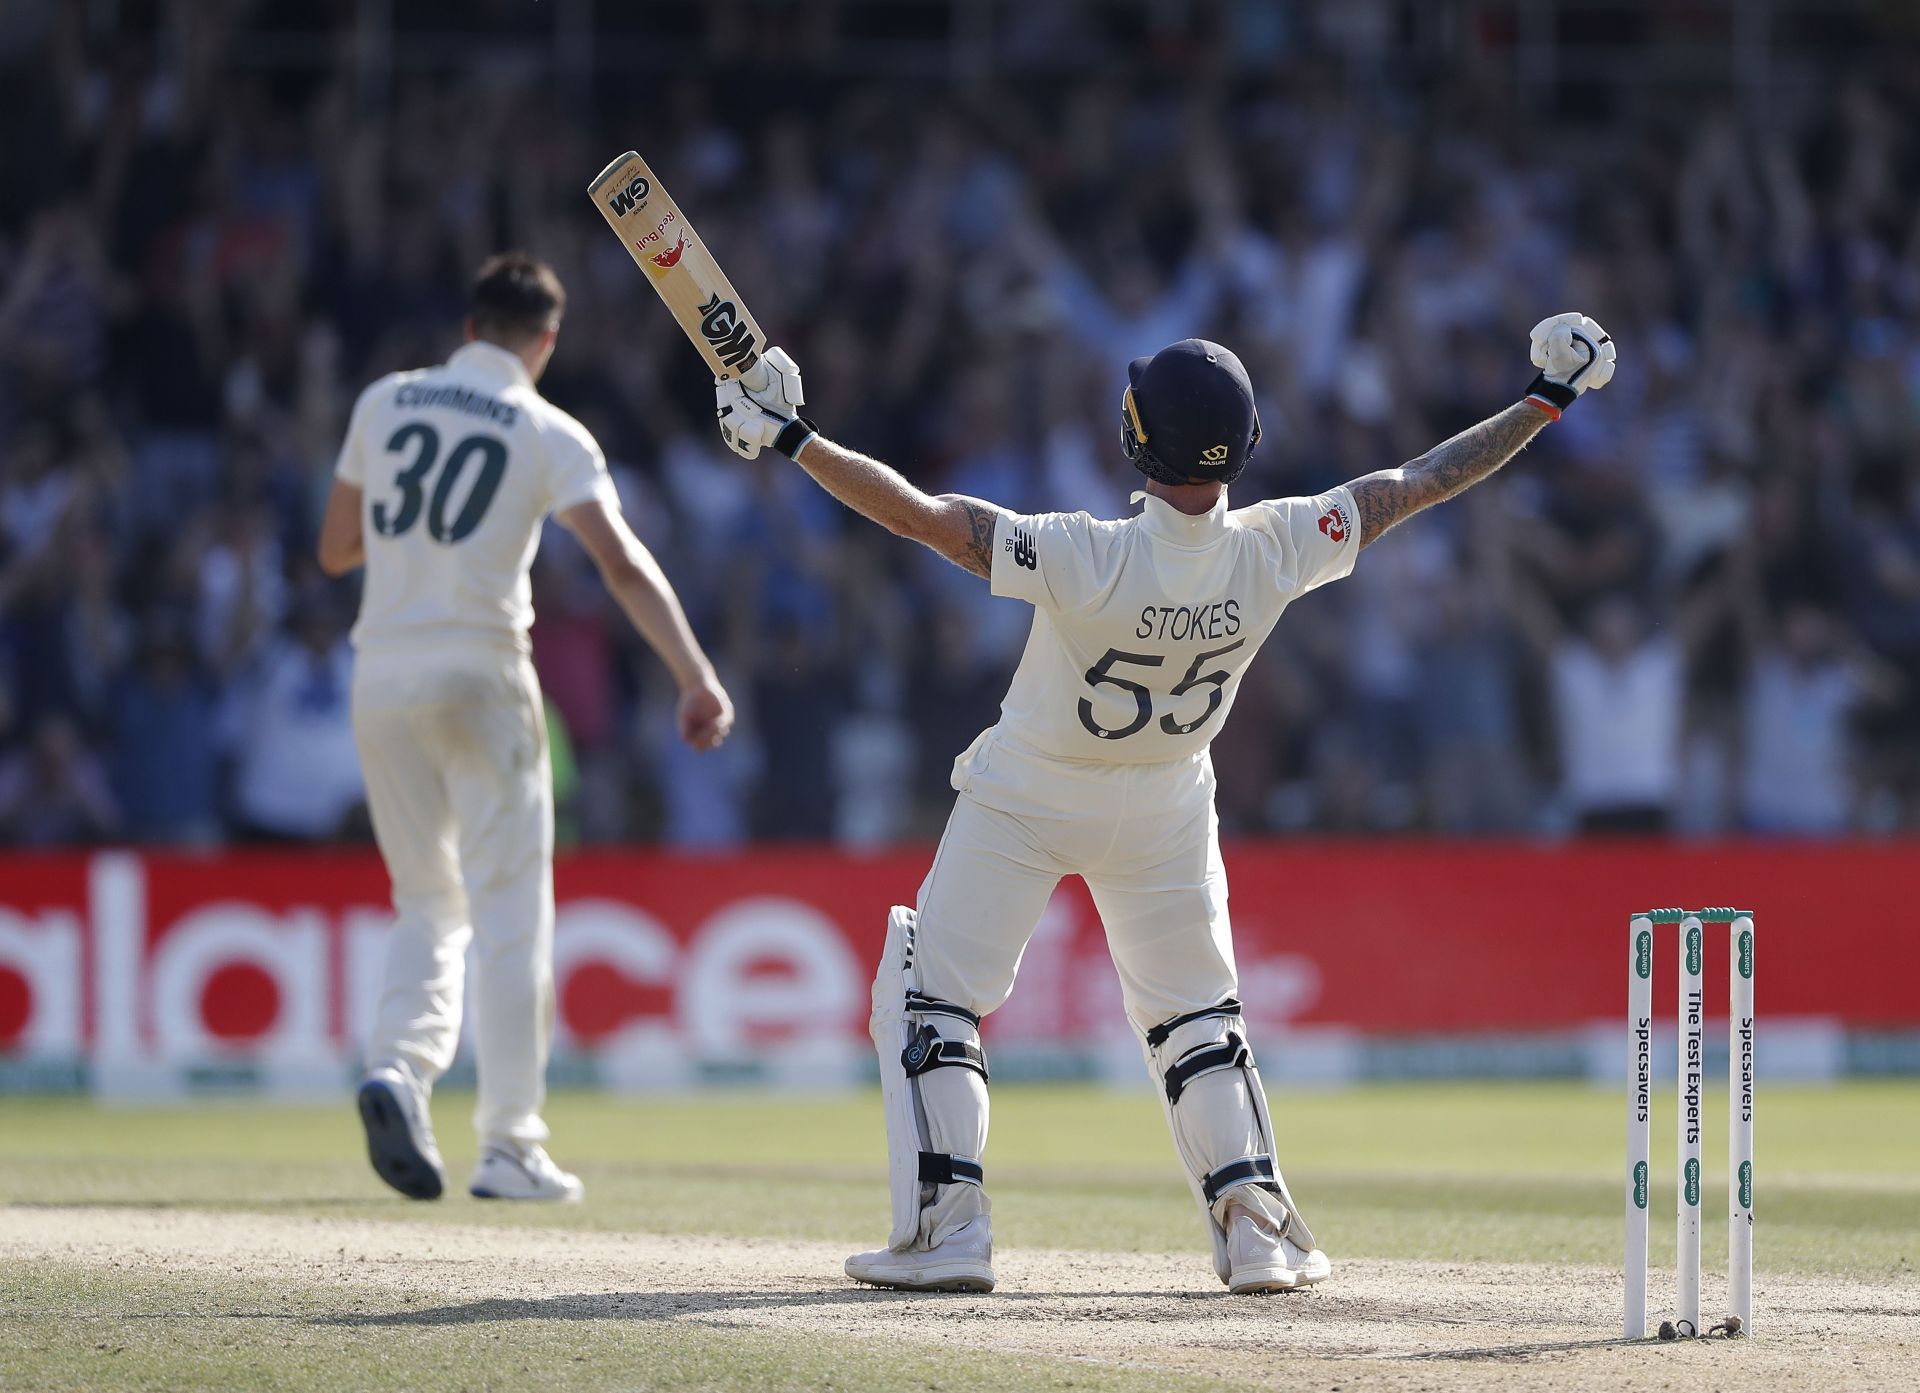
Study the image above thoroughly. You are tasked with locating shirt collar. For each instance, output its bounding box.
[448,340,534,388]
[1132,489,1230,545]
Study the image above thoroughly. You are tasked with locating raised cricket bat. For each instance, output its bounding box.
[588,150,768,385]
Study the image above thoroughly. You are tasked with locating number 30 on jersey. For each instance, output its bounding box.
[372,421,507,543]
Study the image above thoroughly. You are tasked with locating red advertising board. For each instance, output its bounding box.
[1,844,1916,1088]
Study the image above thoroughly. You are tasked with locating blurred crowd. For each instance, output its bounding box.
[3,1,1919,849]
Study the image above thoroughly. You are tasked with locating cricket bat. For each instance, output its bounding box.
[588,150,768,385]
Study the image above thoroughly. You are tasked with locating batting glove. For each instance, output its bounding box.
[739,346,804,412]
[1524,312,1617,420]
[715,346,815,460]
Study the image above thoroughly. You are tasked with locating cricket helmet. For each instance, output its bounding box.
[1121,338,1261,486]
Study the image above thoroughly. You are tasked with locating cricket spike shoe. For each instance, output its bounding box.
[357,1064,445,1200]
[845,1217,995,1293]
[469,1142,585,1203]
[1225,1212,1333,1294]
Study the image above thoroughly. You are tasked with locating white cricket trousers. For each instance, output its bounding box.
[898,731,1308,1264]
[352,644,554,1145]
[916,729,1238,1030]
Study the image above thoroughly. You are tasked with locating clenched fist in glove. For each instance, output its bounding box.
[1524,312,1616,420]
[715,347,816,460]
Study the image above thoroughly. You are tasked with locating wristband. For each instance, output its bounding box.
[774,415,818,459]
[1525,373,1577,421]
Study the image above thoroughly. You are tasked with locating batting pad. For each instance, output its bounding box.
[1143,1002,1317,1280]
[871,905,990,1251]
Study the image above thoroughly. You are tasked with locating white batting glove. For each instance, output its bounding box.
[716,346,813,460]
[737,346,804,413]
[1525,312,1617,420]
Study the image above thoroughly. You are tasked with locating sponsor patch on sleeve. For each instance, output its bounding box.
[1318,502,1351,544]
[1004,527,1037,570]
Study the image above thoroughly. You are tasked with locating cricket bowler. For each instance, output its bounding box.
[319,252,734,1202]
[713,314,1615,1290]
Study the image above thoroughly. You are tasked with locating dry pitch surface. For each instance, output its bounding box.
[2,1085,1916,1391]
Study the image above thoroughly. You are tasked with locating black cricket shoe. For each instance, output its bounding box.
[357,1064,446,1200]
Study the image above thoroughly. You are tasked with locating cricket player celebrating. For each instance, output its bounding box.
[319,253,734,1202]
[717,314,1614,1293]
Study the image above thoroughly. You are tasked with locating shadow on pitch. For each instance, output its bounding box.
[1401,1335,1655,1360]
[319,1284,1263,1327]
[5,1197,388,1210]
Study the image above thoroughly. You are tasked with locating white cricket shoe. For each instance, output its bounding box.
[845,1217,995,1292]
[1225,1212,1332,1294]
[468,1142,585,1202]
[357,1064,445,1201]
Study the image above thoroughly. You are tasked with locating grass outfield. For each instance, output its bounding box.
[3,1081,1917,1390]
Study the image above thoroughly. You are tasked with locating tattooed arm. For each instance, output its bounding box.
[1349,402,1552,548]
[790,435,1002,578]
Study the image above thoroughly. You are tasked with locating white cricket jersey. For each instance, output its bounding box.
[986,487,1361,763]
[334,341,617,654]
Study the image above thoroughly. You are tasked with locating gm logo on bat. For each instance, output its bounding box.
[698,292,759,371]
[605,174,652,216]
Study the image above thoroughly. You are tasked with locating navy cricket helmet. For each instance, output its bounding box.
[1121,338,1262,486]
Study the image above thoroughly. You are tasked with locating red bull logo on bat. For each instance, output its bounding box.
[631,210,678,254]
[646,235,687,278]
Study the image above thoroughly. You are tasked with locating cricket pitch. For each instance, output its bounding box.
[3,1085,1916,1391]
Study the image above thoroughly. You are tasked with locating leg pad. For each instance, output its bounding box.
[1144,997,1318,1278]
[1202,1154,1282,1206]
[919,1152,984,1186]
[874,906,991,1250]
[904,1024,990,1081]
